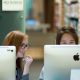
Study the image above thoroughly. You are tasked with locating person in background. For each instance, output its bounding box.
[3,31,33,80]
[39,26,79,80]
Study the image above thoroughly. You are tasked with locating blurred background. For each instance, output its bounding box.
[24,0,80,80]
[0,0,80,80]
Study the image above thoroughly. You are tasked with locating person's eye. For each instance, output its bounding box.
[62,43,67,44]
[69,41,75,44]
[60,42,67,44]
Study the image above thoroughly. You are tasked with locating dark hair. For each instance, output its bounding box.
[56,27,79,44]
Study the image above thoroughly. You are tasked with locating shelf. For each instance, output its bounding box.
[69,17,78,21]
[65,0,78,4]
[70,1,78,4]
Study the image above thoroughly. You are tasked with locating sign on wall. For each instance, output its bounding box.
[2,0,23,11]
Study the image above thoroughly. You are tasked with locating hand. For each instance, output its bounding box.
[23,56,33,67]
[23,56,33,75]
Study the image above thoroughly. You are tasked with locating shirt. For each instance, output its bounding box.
[16,67,29,80]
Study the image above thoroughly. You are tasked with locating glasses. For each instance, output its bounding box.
[20,43,29,49]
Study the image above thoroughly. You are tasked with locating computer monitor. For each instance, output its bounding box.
[44,45,80,80]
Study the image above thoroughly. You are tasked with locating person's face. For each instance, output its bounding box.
[17,37,28,58]
[60,33,76,45]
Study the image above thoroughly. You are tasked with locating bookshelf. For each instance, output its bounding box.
[64,0,79,31]
[78,0,80,32]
